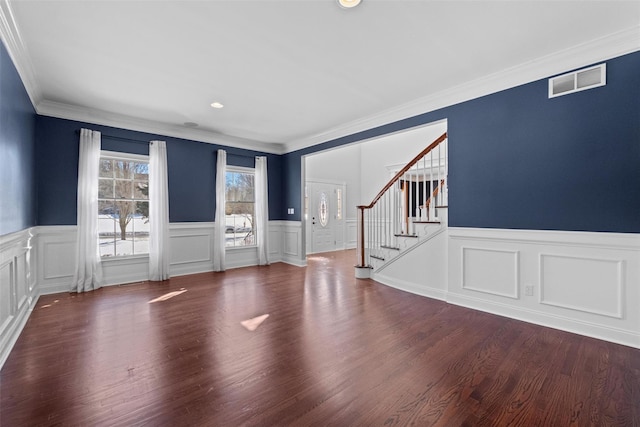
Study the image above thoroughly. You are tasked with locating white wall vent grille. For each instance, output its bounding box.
[549,63,606,98]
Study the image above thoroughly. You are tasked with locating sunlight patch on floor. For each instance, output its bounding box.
[40,299,59,309]
[241,314,269,331]
[148,288,187,303]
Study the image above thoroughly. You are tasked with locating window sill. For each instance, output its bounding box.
[225,245,257,252]
[101,254,149,265]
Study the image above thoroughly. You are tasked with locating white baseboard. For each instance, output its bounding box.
[374,274,447,301]
[447,291,640,349]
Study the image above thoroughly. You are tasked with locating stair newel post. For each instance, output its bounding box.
[384,191,388,248]
[419,156,427,221]
[386,190,390,246]
[436,144,441,219]
[444,137,448,206]
[404,179,409,234]
[374,202,378,258]
[393,181,398,241]
[357,206,365,268]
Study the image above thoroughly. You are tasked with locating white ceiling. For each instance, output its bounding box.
[2,0,639,153]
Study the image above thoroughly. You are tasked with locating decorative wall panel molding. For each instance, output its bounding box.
[461,247,519,299]
[539,254,623,319]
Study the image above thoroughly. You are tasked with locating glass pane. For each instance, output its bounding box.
[132,203,149,255]
[226,172,254,202]
[99,159,113,178]
[115,161,134,179]
[135,199,149,223]
[114,180,133,199]
[134,181,149,200]
[224,210,255,247]
[319,192,329,227]
[133,162,149,180]
[98,201,116,257]
[98,179,113,198]
[113,201,135,256]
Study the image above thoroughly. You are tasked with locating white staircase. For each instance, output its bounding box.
[356,133,448,279]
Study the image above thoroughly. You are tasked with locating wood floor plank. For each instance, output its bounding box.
[1,249,639,426]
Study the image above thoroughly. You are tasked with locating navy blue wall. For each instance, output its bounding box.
[285,51,640,233]
[13,48,640,234]
[35,117,284,225]
[0,42,36,235]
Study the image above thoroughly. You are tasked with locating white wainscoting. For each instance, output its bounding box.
[0,228,37,368]
[461,247,520,299]
[279,221,306,267]
[169,222,215,276]
[448,227,640,349]
[346,218,357,249]
[37,226,77,294]
[34,221,305,291]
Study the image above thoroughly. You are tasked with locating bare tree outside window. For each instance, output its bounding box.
[225,170,256,247]
[98,156,149,256]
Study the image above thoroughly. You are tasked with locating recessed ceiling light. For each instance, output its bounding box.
[338,0,361,9]
[210,102,224,109]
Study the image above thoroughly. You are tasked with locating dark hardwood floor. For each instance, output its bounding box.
[2,249,639,426]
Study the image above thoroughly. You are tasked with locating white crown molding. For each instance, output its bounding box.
[3,0,638,156]
[0,0,41,108]
[284,25,640,153]
[36,100,286,154]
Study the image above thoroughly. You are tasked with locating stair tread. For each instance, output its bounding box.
[370,255,385,261]
[380,245,401,251]
[394,234,419,238]
[435,205,448,208]
[413,220,441,224]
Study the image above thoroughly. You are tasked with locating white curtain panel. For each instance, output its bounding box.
[213,149,227,272]
[149,140,170,281]
[255,156,270,266]
[71,128,103,292]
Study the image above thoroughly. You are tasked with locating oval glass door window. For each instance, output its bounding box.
[319,192,329,227]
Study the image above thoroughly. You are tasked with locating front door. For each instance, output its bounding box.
[307,182,345,254]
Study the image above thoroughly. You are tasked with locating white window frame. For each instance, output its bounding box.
[98,150,150,260]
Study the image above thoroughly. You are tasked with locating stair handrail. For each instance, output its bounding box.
[357,132,447,210]
[356,132,447,268]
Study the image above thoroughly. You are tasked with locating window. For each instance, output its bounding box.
[225,167,256,247]
[319,192,329,227]
[98,151,149,257]
[335,188,342,220]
